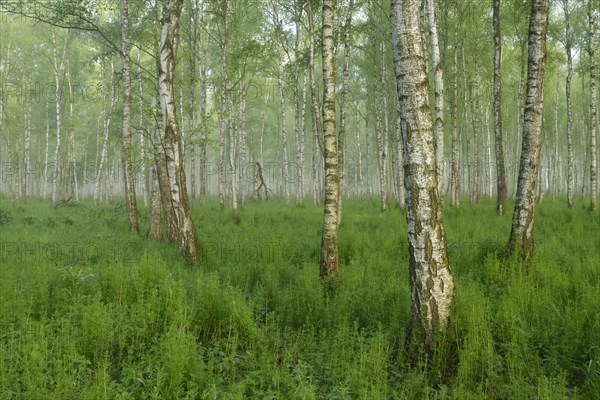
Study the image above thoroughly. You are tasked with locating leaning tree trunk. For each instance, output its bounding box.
[426,0,444,200]
[121,0,139,234]
[320,0,340,285]
[563,0,574,209]
[508,0,549,261]
[391,0,454,351]
[493,0,507,215]
[589,0,597,211]
[155,0,199,262]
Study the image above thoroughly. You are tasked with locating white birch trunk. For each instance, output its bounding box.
[391,0,454,350]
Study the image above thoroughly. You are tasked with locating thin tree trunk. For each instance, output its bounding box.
[552,74,560,197]
[51,32,69,208]
[450,43,459,207]
[138,48,148,207]
[391,0,454,350]
[395,104,406,209]
[563,0,574,209]
[95,60,115,207]
[493,0,507,214]
[217,0,229,211]
[23,87,31,204]
[470,62,481,204]
[426,0,444,199]
[589,0,597,211]
[308,0,324,154]
[337,0,354,224]
[278,66,290,204]
[320,0,340,284]
[66,62,79,201]
[462,47,471,202]
[147,161,163,240]
[120,0,139,233]
[508,0,549,261]
[199,39,208,205]
[298,70,307,204]
[43,97,50,200]
[376,42,389,212]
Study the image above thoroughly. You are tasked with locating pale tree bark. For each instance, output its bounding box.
[320,0,340,284]
[470,62,480,204]
[356,105,364,196]
[552,74,560,197]
[461,47,471,202]
[450,43,460,207]
[138,48,148,207]
[22,84,31,204]
[508,0,550,261]
[589,0,597,211]
[43,97,50,199]
[376,42,389,212]
[199,36,208,205]
[337,0,355,224]
[217,0,229,211]
[562,0,574,209]
[95,60,115,207]
[51,31,69,208]
[228,80,238,212]
[395,104,406,208]
[426,0,444,200]
[239,81,248,205]
[391,0,454,350]
[66,62,79,201]
[308,0,324,154]
[493,0,507,215]
[147,161,163,240]
[297,69,307,204]
[155,0,199,262]
[120,0,139,234]
[278,66,290,204]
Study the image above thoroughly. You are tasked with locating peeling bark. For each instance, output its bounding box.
[391,0,454,350]
[508,0,549,261]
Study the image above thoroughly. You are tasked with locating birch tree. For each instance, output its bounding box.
[493,0,507,215]
[154,0,199,262]
[391,0,454,349]
[562,0,574,209]
[508,0,550,261]
[589,0,597,211]
[319,0,340,284]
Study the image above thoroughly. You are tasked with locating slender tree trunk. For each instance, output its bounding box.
[23,88,31,204]
[426,0,444,199]
[376,42,389,212]
[147,161,163,240]
[95,61,115,207]
[51,32,68,208]
[493,0,507,214]
[552,74,560,197]
[320,0,340,284]
[589,0,597,211]
[395,104,406,209]
[43,97,50,199]
[120,0,139,233]
[218,0,229,211]
[356,106,363,196]
[391,0,454,350]
[461,47,471,202]
[239,81,248,205]
[278,66,290,204]
[450,43,460,207]
[297,70,307,204]
[470,62,481,204]
[138,48,148,207]
[563,0,574,209]
[308,0,324,154]
[337,0,354,224]
[155,0,199,262]
[508,0,549,261]
[198,40,208,205]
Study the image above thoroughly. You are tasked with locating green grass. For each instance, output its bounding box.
[0,197,598,399]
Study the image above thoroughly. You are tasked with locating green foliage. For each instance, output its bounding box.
[0,198,598,398]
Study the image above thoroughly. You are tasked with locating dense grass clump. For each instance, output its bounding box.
[0,197,598,398]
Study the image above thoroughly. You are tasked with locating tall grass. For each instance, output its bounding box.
[0,197,598,398]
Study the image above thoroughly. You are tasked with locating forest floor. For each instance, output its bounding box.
[0,197,599,399]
